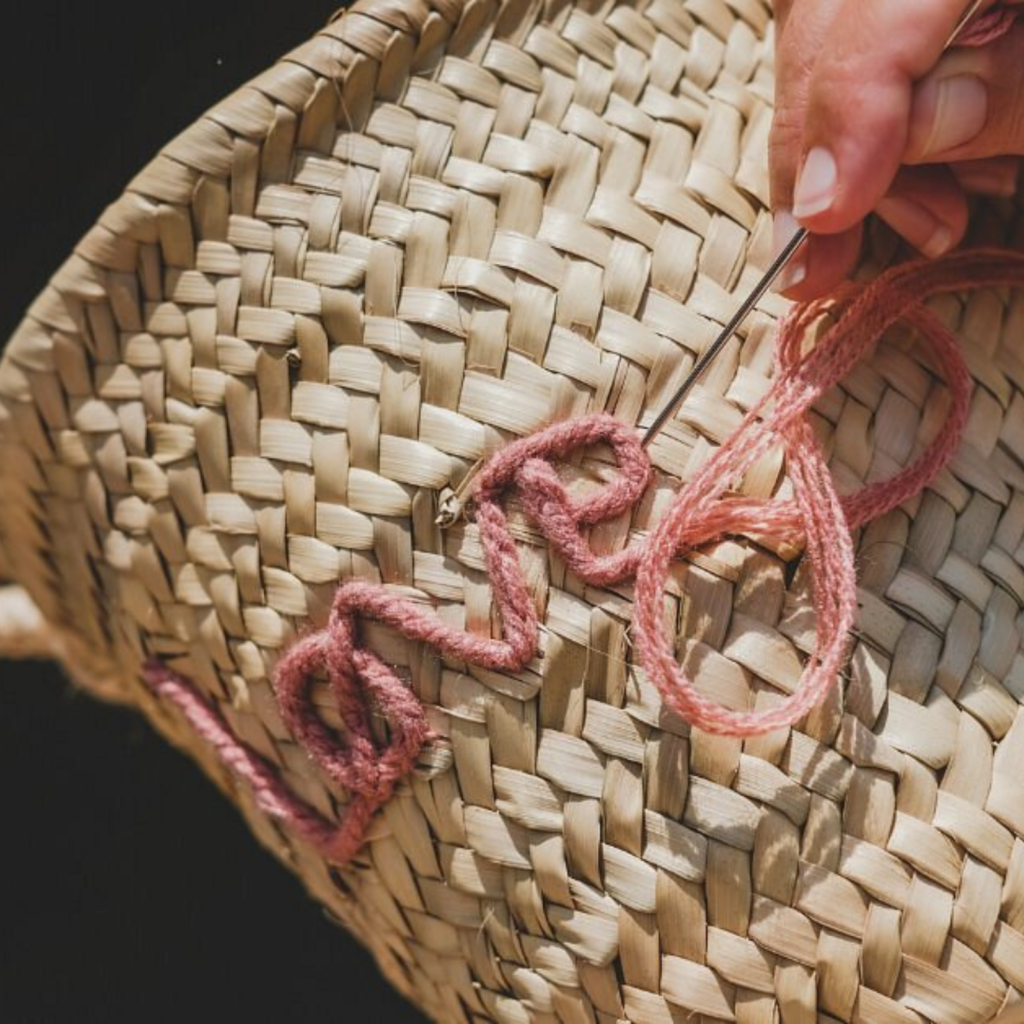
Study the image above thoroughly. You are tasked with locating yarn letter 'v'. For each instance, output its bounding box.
[146,248,1024,863]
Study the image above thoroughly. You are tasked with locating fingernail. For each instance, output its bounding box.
[793,147,838,219]
[772,209,807,291]
[913,74,988,157]
[776,259,807,293]
[876,196,954,259]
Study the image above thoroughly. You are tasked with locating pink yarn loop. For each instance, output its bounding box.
[633,253,990,736]
[146,248,1024,863]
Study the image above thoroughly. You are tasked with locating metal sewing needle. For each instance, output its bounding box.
[640,0,986,450]
[642,225,808,447]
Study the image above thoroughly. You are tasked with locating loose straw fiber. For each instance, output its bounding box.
[2,0,1024,1020]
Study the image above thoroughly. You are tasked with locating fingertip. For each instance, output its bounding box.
[776,228,863,300]
[952,156,1020,196]
[904,26,1024,165]
[906,66,988,163]
[877,198,955,258]
[791,114,915,236]
[878,165,969,258]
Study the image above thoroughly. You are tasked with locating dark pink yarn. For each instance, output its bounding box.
[145,248,1024,863]
[269,414,652,858]
[143,659,366,862]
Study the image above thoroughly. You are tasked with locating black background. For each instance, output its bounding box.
[0,4,423,1021]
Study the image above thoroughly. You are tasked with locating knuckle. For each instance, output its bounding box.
[769,104,805,158]
[769,115,803,202]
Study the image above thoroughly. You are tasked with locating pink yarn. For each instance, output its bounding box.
[144,248,1024,863]
[956,2,1023,47]
[142,660,366,862]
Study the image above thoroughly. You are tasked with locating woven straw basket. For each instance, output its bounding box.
[4,0,1024,1020]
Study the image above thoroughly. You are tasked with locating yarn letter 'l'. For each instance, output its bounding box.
[145,248,1024,864]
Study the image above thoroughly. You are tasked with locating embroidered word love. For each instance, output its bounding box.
[148,249,1024,864]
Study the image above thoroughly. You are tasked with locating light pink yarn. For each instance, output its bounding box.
[145,248,1024,862]
[956,1,1023,47]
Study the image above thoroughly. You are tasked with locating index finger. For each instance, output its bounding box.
[792,0,984,233]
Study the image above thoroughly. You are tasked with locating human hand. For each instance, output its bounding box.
[770,0,1024,298]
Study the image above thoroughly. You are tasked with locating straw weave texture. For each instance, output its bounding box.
[2,0,1024,1020]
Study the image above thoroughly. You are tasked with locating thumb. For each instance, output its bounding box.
[906,25,1024,164]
